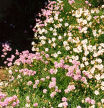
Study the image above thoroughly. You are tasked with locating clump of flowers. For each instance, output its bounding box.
[0,92,19,107]
[5,0,104,107]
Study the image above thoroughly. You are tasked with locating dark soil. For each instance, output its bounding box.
[0,0,48,51]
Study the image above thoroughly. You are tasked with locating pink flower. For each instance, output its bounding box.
[45,54,49,58]
[62,102,68,107]
[50,92,56,98]
[40,78,45,81]
[43,89,47,94]
[88,3,92,6]
[35,80,39,85]
[49,81,56,89]
[46,76,50,79]
[54,61,59,68]
[27,81,33,86]
[64,89,69,93]
[68,0,75,5]
[85,97,91,103]
[33,103,38,107]
[51,77,56,82]
[72,60,80,65]
[60,59,64,64]
[85,1,89,4]
[12,102,17,107]
[45,61,48,64]
[50,69,54,74]
[62,97,67,102]
[67,85,75,91]
[8,62,12,67]
[33,84,37,88]
[73,75,81,81]
[81,77,87,84]
[77,106,82,108]
[90,99,95,105]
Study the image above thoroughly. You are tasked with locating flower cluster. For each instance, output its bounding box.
[1,42,12,58]
[0,92,19,107]
[19,68,36,76]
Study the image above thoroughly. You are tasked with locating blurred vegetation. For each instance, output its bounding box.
[88,0,104,7]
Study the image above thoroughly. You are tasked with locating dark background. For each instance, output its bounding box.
[0,0,47,51]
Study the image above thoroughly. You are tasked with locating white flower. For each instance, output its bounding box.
[59,18,63,22]
[91,9,95,13]
[93,30,97,37]
[101,74,104,79]
[53,53,58,58]
[75,11,81,18]
[31,41,35,45]
[65,46,70,51]
[87,15,92,21]
[52,43,56,48]
[88,22,92,27]
[58,36,62,40]
[9,70,12,74]
[64,33,67,36]
[68,37,72,41]
[81,39,88,44]
[17,75,21,79]
[57,51,61,54]
[97,64,103,70]
[75,56,79,60]
[77,45,82,52]
[50,27,53,31]
[53,32,57,36]
[64,23,69,27]
[25,103,30,108]
[92,45,96,50]
[26,96,30,102]
[41,40,46,45]
[63,41,68,46]
[54,16,58,20]
[48,40,52,44]
[87,45,93,52]
[45,48,49,52]
[85,61,89,66]
[82,57,87,61]
[101,86,104,90]
[80,63,84,68]
[84,50,89,56]
[94,90,99,95]
[101,81,104,86]
[0,82,3,86]
[95,74,100,80]
[101,99,104,103]
[96,9,99,13]
[83,27,88,31]
[52,38,56,42]
[68,32,72,36]
[83,20,87,25]
[93,52,98,57]
[90,67,95,74]
[95,59,102,63]
[58,103,63,107]
[89,105,95,108]
[102,5,104,8]
[41,28,46,33]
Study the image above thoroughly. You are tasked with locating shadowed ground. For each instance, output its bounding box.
[0,0,47,51]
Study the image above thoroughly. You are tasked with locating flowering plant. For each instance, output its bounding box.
[4,0,104,107]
